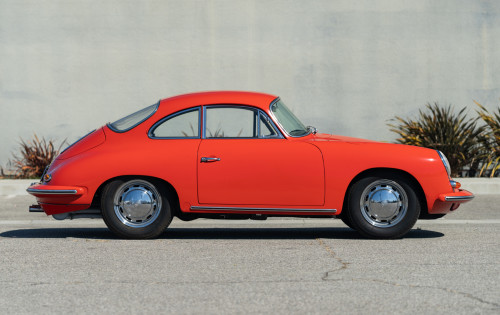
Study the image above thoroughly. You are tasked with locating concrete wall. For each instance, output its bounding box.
[1,0,500,168]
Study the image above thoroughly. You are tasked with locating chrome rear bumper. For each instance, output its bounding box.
[27,188,78,195]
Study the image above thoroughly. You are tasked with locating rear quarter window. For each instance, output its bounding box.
[108,102,159,132]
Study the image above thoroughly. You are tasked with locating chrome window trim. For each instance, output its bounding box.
[269,97,311,138]
[148,107,201,139]
[190,206,336,213]
[27,188,78,195]
[444,195,475,201]
[258,110,283,139]
[107,101,160,133]
[202,105,284,139]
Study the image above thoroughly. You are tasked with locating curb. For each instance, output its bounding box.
[452,178,500,195]
[0,180,36,197]
[1,178,498,197]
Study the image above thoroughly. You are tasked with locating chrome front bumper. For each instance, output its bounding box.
[438,189,475,203]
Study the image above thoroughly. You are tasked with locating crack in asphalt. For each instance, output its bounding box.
[3,277,500,310]
[323,276,500,309]
[315,238,349,278]
[2,238,497,310]
[314,238,499,310]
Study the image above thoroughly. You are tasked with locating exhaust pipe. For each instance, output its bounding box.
[52,209,102,220]
[29,204,44,212]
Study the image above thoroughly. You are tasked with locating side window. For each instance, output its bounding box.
[259,112,279,138]
[205,107,257,138]
[150,108,200,138]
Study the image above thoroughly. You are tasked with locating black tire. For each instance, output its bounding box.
[347,175,420,239]
[101,178,172,239]
[339,211,354,229]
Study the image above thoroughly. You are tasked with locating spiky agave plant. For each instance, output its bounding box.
[475,101,500,177]
[388,103,484,177]
[9,135,65,178]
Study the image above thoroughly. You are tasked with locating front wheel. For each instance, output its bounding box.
[347,176,420,239]
[101,178,172,239]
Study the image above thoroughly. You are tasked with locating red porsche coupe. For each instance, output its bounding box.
[27,91,474,239]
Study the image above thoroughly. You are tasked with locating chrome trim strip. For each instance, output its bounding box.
[190,206,337,213]
[27,188,78,195]
[445,195,475,201]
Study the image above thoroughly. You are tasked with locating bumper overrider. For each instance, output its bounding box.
[27,183,90,215]
[438,189,475,202]
[434,188,474,212]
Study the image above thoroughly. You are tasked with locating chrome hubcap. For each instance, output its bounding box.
[113,180,162,228]
[360,179,408,228]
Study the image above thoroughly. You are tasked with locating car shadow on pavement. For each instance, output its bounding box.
[0,227,444,240]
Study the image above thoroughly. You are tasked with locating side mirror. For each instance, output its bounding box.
[307,126,317,135]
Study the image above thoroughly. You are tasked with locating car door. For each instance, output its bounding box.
[148,107,202,205]
[197,105,325,206]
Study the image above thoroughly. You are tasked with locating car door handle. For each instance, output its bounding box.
[200,157,221,163]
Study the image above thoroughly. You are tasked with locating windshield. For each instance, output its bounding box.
[270,99,309,137]
[108,102,159,132]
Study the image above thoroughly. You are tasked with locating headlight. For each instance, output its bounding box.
[437,151,451,177]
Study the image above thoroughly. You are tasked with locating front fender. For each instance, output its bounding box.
[312,141,453,213]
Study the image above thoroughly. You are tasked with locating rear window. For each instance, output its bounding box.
[108,102,159,132]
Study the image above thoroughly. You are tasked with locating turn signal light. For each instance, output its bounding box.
[450,180,461,189]
[43,173,52,183]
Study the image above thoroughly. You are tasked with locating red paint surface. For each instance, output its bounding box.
[27,91,473,216]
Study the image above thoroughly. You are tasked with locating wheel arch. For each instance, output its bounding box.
[91,175,181,216]
[341,168,428,217]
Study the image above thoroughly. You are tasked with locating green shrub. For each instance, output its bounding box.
[476,101,500,177]
[388,103,484,177]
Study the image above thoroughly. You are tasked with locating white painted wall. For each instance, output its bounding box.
[1,0,499,168]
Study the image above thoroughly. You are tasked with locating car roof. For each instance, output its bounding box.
[157,91,279,114]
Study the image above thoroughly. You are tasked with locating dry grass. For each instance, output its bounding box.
[8,135,65,179]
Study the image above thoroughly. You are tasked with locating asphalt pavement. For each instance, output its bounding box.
[0,195,498,314]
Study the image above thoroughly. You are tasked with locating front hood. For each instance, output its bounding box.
[310,133,439,163]
[310,133,435,154]
[311,133,377,143]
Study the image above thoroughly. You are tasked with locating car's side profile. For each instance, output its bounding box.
[27,91,474,239]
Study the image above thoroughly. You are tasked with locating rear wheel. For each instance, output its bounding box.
[101,178,172,239]
[347,175,420,239]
